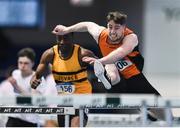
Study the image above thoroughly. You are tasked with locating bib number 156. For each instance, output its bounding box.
[56,83,75,94]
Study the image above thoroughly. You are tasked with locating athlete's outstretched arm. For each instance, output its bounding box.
[30,48,54,89]
[82,33,138,65]
[52,22,105,43]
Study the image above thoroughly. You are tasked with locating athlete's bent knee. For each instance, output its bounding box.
[109,72,121,85]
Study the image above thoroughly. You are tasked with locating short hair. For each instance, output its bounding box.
[17,48,36,62]
[106,11,127,25]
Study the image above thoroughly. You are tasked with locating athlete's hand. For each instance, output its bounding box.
[8,76,18,87]
[8,77,23,93]
[52,25,68,35]
[30,75,41,89]
[82,56,97,65]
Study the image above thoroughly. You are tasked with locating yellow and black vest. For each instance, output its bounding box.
[52,44,92,94]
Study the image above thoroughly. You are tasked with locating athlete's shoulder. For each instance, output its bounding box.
[125,27,134,35]
[40,47,54,64]
[44,47,54,56]
[12,69,20,77]
[99,28,108,37]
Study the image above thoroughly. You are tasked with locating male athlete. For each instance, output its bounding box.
[52,11,159,95]
[30,33,95,127]
[51,11,169,121]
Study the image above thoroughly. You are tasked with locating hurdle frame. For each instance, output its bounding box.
[0,94,180,127]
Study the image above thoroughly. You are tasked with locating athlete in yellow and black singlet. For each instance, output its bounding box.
[30,33,95,127]
[52,44,92,94]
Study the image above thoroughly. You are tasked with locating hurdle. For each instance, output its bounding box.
[0,106,75,127]
[0,94,180,127]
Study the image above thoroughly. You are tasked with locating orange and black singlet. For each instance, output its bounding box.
[52,44,92,94]
[98,28,143,79]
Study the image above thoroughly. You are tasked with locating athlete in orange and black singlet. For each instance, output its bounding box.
[52,11,160,95]
[99,27,144,79]
[98,27,154,94]
[52,11,167,121]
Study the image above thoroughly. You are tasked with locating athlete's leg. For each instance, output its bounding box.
[57,109,88,127]
[94,60,111,89]
[107,77,127,93]
[94,60,120,89]
[105,64,121,85]
[71,111,88,127]
[71,116,79,127]
[57,115,81,127]
[125,73,160,95]
[124,73,172,121]
[6,117,37,127]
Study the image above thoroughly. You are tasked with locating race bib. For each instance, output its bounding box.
[115,59,133,71]
[56,82,75,94]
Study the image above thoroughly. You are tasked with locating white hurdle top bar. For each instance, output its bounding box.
[0,106,75,115]
[0,94,180,108]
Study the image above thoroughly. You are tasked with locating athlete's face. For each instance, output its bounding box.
[58,35,74,55]
[107,20,125,43]
[18,57,33,73]
[57,35,73,46]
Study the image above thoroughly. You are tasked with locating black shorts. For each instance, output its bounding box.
[57,109,88,127]
[6,117,38,127]
[125,73,160,95]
